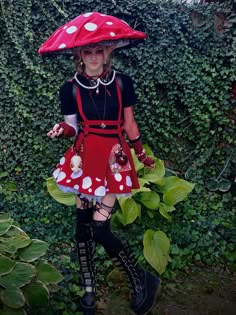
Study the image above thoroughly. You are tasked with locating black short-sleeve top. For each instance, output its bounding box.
[59,71,137,121]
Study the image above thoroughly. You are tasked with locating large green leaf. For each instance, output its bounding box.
[131,186,150,196]
[47,283,62,293]
[144,158,165,180]
[18,240,49,262]
[22,280,49,307]
[117,197,140,225]
[8,236,31,250]
[205,178,218,191]
[0,308,27,315]
[0,262,35,288]
[137,191,160,210]
[159,203,173,221]
[0,255,16,276]
[0,217,14,236]
[0,213,10,220]
[143,230,171,274]
[1,285,25,309]
[46,177,76,206]
[36,260,64,284]
[218,179,231,192]
[163,185,192,206]
[143,173,164,184]
[4,227,31,250]
[0,238,17,255]
[5,226,29,239]
[143,144,155,156]
[130,149,144,172]
[159,176,195,193]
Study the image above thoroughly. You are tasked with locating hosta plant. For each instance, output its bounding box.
[47,145,195,275]
[0,213,64,315]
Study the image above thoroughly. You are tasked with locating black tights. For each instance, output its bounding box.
[75,206,93,243]
[92,219,124,258]
[75,199,141,298]
[75,199,124,258]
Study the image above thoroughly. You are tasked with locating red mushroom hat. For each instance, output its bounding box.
[38,12,147,55]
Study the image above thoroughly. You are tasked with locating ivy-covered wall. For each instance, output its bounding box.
[0,0,235,193]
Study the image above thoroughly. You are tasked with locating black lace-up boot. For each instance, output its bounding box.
[75,207,96,315]
[92,219,160,315]
[114,250,160,315]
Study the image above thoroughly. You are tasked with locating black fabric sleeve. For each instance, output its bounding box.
[59,80,77,115]
[120,73,138,108]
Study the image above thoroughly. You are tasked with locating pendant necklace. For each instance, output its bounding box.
[74,71,115,129]
[89,86,107,129]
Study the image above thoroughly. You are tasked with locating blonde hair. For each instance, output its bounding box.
[73,46,112,75]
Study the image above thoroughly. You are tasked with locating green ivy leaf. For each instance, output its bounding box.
[147,211,154,219]
[0,172,8,179]
[218,179,231,192]
[6,181,18,192]
[205,178,218,191]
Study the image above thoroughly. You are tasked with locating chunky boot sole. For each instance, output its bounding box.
[80,302,96,315]
[78,292,96,315]
[81,307,96,315]
[133,271,161,315]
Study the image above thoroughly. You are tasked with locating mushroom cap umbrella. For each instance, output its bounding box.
[38,12,147,55]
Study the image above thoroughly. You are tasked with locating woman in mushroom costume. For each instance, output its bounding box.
[39,12,160,315]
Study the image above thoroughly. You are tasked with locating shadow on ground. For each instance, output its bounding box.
[96,267,236,315]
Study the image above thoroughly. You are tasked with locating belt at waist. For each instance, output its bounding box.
[81,120,123,135]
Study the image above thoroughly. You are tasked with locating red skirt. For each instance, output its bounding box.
[53,133,139,200]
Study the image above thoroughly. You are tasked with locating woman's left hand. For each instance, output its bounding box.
[143,156,155,169]
[47,123,64,138]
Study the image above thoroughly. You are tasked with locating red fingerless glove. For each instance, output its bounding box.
[130,136,155,167]
[58,122,76,137]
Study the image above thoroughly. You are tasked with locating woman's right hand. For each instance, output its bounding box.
[47,123,64,138]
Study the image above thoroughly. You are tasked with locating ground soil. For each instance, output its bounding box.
[96,267,236,315]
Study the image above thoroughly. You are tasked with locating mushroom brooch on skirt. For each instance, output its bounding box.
[38,11,147,55]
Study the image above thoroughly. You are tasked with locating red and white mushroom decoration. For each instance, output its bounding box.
[38,12,147,55]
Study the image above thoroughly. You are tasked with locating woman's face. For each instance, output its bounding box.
[81,46,106,76]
